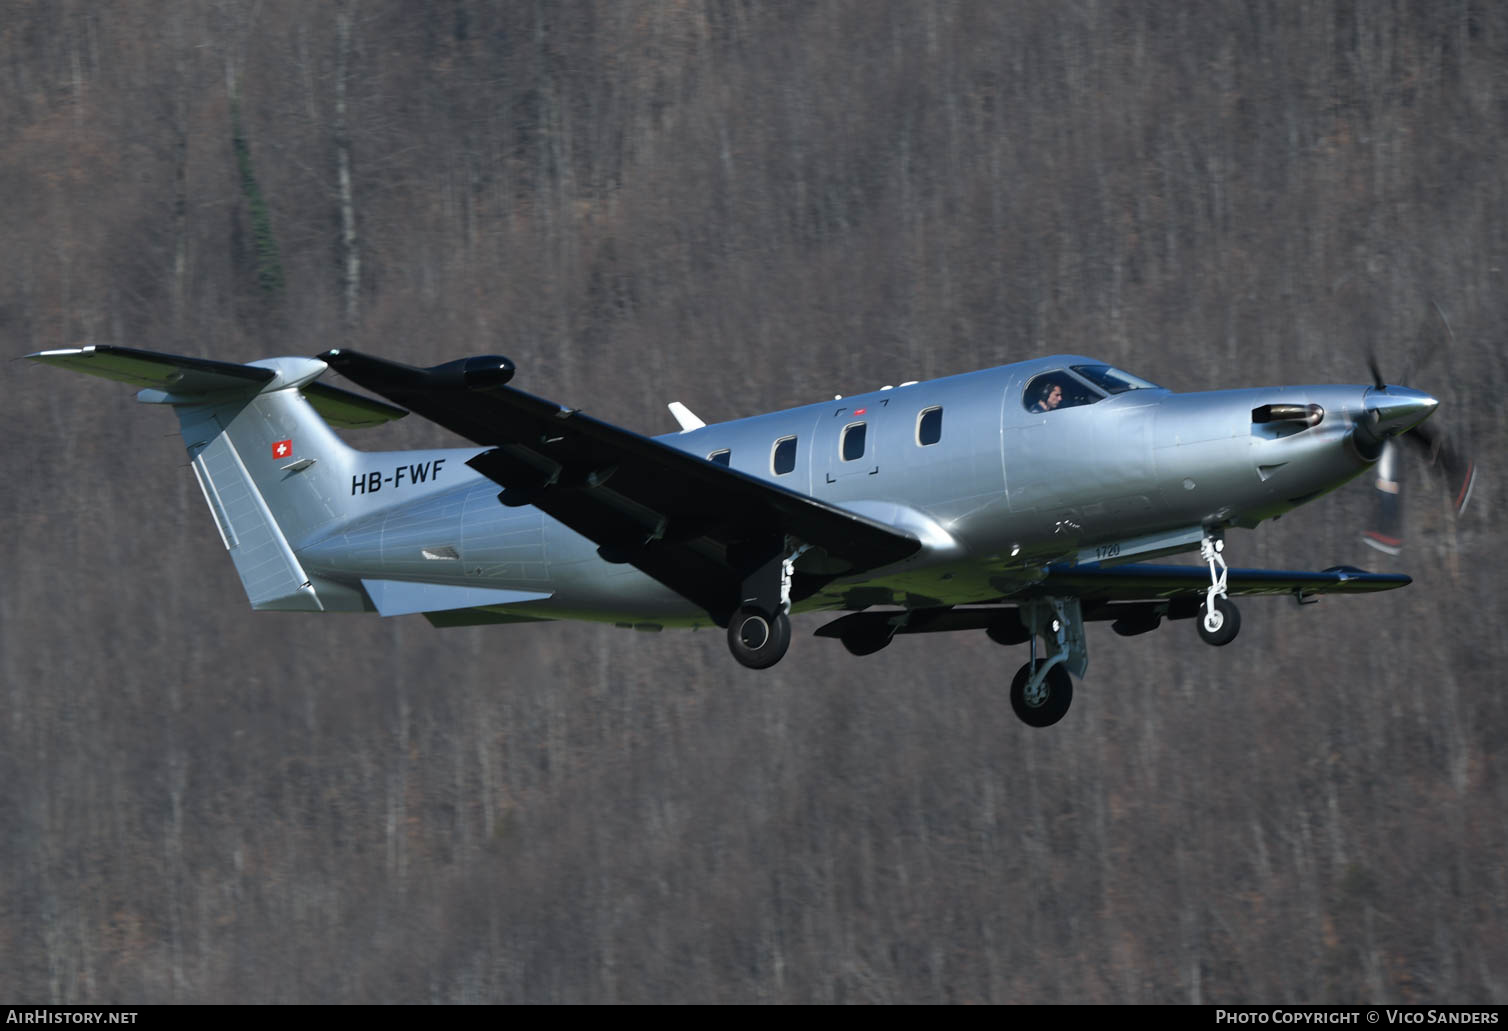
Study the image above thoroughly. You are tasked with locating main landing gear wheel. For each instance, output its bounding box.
[727,605,792,669]
[1197,596,1241,647]
[1010,660,1073,728]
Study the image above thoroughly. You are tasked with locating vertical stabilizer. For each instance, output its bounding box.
[152,357,375,612]
[28,346,411,613]
[179,401,327,611]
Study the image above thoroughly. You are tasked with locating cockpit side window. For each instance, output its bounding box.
[1070,364,1160,394]
[1022,371,1104,414]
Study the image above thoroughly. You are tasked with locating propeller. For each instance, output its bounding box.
[1360,305,1477,555]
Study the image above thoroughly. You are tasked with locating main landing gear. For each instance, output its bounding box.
[1011,660,1073,728]
[725,542,806,670]
[1006,598,1087,728]
[726,605,791,669]
[1197,532,1241,647]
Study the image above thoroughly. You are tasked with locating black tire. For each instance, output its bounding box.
[727,606,792,669]
[1197,596,1241,646]
[1009,660,1073,728]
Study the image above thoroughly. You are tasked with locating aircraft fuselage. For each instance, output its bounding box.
[296,354,1418,627]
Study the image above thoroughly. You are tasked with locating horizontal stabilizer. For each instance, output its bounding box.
[361,579,552,617]
[29,345,407,428]
[303,382,408,428]
[28,345,274,393]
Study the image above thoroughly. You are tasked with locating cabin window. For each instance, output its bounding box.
[1022,372,1103,414]
[840,423,867,462]
[772,436,797,475]
[708,449,731,466]
[917,406,943,446]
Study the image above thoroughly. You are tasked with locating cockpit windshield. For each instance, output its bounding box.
[1070,364,1160,394]
[1022,364,1161,414]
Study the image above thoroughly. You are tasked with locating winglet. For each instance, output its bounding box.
[667,401,706,432]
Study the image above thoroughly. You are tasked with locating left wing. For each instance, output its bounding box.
[319,350,921,624]
[1035,562,1411,600]
[816,563,1410,642]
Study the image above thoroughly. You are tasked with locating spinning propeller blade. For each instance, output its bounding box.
[1359,305,1476,554]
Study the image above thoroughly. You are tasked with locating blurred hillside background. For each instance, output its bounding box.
[2,0,1505,1003]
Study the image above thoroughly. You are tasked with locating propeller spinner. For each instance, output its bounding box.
[1359,375,1475,555]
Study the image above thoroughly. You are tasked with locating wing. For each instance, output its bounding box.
[816,563,1410,642]
[319,350,921,623]
[1036,562,1411,599]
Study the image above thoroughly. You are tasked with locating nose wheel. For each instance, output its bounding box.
[1010,659,1073,728]
[1197,595,1241,646]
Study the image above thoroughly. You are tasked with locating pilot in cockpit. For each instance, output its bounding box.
[1031,382,1064,413]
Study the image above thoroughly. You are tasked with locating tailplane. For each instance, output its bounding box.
[28,345,410,613]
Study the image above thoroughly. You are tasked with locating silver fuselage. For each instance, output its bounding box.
[297,354,1400,627]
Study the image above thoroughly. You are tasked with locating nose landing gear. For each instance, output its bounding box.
[1197,532,1241,646]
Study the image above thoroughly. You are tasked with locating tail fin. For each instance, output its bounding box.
[28,345,408,612]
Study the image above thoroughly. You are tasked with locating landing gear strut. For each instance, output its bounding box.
[1197,532,1241,646]
[725,541,805,669]
[1009,597,1086,728]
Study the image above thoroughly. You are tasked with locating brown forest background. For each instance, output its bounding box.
[2,0,1506,1004]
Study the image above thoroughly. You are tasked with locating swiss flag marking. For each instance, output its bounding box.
[272,439,293,459]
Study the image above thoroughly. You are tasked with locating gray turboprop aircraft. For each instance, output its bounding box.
[29,345,1447,727]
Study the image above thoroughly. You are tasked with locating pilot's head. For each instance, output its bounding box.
[1041,383,1063,410]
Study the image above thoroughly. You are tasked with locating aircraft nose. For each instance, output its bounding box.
[1364,386,1439,436]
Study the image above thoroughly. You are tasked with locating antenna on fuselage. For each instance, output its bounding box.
[667,401,705,433]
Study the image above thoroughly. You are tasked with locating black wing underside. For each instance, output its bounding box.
[320,350,920,624]
[1037,562,1410,599]
[816,563,1411,643]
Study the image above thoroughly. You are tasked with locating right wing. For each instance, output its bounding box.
[320,350,921,623]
